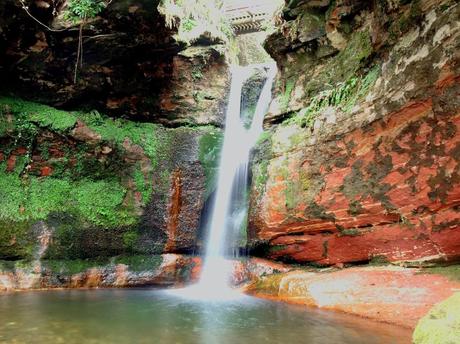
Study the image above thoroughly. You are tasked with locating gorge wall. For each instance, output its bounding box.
[1,0,460,292]
[248,0,460,266]
[0,0,230,285]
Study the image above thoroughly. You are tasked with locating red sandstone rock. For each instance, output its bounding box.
[245,266,460,329]
[249,2,460,267]
[70,120,102,143]
[231,257,292,285]
[250,80,460,266]
[6,155,16,172]
[40,166,52,177]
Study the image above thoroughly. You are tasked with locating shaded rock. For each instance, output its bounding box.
[0,0,230,125]
[158,45,230,127]
[0,98,223,260]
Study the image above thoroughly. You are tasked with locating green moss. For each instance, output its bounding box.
[269,245,287,253]
[369,255,390,265]
[306,202,335,221]
[133,165,152,203]
[75,180,132,227]
[122,230,139,251]
[0,97,77,132]
[419,265,460,282]
[256,131,272,146]
[339,229,362,237]
[114,254,163,272]
[286,65,380,127]
[0,162,135,228]
[281,79,296,112]
[43,258,108,275]
[0,260,16,272]
[0,221,34,259]
[0,97,166,229]
[79,111,159,163]
[348,200,364,216]
[255,160,269,192]
[339,157,396,213]
[198,128,223,197]
[413,293,460,344]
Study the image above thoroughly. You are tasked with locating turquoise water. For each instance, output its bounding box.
[0,289,411,343]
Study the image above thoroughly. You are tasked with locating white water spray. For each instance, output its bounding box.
[168,63,276,300]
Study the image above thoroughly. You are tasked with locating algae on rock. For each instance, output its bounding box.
[413,293,460,344]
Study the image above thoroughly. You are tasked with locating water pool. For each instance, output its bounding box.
[0,289,411,343]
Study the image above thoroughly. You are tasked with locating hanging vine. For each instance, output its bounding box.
[64,0,108,83]
[18,0,109,83]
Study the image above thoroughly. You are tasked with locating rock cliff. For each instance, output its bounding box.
[249,0,460,266]
[0,0,229,270]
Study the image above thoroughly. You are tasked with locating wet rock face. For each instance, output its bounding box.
[158,46,230,127]
[249,1,460,266]
[0,98,223,260]
[0,254,201,290]
[0,0,229,125]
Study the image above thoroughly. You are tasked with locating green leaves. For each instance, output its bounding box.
[65,0,106,22]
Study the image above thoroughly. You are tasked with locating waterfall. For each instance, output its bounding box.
[168,62,276,300]
[198,63,276,293]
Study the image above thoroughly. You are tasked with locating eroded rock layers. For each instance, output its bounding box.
[249,0,460,266]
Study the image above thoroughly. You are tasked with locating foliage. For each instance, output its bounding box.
[64,0,106,22]
[63,0,107,82]
[285,65,380,128]
[159,0,234,44]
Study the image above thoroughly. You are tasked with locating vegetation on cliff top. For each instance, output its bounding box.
[286,64,380,128]
[159,0,233,44]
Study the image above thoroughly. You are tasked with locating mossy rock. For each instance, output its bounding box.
[198,127,223,197]
[113,254,163,272]
[248,274,284,296]
[0,221,34,260]
[413,293,460,344]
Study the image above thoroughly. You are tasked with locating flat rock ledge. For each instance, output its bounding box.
[244,265,460,329]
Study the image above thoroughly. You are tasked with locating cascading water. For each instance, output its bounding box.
[171,62,276,300]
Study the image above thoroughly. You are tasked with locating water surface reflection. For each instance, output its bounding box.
[0,289,411,343]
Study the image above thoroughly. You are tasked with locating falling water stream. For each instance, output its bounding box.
[171,63,277,299]
[200,63,276,287]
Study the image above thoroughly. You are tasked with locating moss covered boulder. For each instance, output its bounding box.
[0,97,223,260]
[413,293,460,344]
